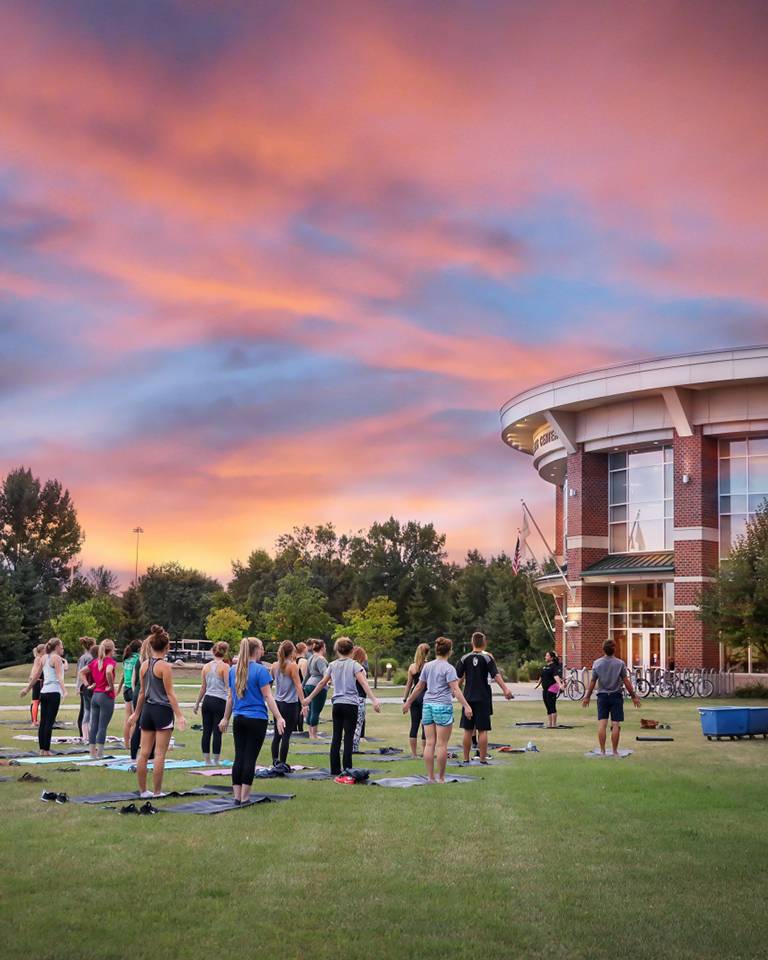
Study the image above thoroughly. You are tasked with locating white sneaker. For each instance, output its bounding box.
[140,790,154,799]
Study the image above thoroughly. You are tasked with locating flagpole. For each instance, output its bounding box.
[521,499,573,598]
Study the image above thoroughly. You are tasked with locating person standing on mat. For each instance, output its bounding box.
[21,644,46,728]
[304,637,381,776]
[193,641,230,765]
[538,650,565,729]
[119,639,141,749]
[75,637,97,743]
[582,638,640,755]
[219,637,285,805]
[21,638,67,755]
[129,637,151,761]
[295,641,309,732]
[88,639,118,759]
[303,640,329,739]
[402,636,473,784]
[456,632,513,764]
[129,625,187,798]
[404,643,430,759]
[270,640,307,767]
[351,645,369,752]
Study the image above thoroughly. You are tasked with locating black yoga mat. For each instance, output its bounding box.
[447,758,500,767]
[72,787,231,804]
[161,793,295,815]
[370,774,481,788]
[515,722,545,727]
[635,736,674,742]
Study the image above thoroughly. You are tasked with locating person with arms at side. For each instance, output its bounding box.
[537,650,565,729]
[456,632,513,763]
[193,641,230,765]
[351,645,369,752]
[582,638,640,755]
[403,643,430,759]
[21,644,45,728]
[295,641,308,732]
[402,637,473,784]
[270,641,306,768]
[305,637,381,776]
[119,640,141,749]
[129,637,151,761]
[219,637,285,804]
[21,638,67,755]
[88,639,118,759]
[302,640,329,739]
[75,637,97,743]
[129,625,187,798]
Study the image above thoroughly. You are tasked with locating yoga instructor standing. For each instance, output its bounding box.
[539,650,565,729]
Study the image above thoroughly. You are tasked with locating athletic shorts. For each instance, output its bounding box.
[140,703,174,731]
[123,688,133,703]
[597,691,624,723]
[459,699,492,731]
[422,703,454,727]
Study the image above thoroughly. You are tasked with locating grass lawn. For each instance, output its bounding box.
[1,667,767,960]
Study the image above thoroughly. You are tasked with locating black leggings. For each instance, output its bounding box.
[330,702,358,775]
[409,698,426,740]
[201,696,227,756]
[130,708,155,761]
[543,690,559,716]
[271,701,301,764]
[38,692,61,751]
[232,716,268,786]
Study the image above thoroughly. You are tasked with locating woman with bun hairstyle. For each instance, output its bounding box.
[538,649,565,728]
[302,639,329,739]
[270,640,306,767]
[118,639,141,747]
[75,637,97,742]
[193,641,230,765]
[129,625,187,799]
[351,645,369,752]
[219,637,285,804]
[21,638,67,754]
[21,644,46,727]
[129,637,152,760]
[88,639,117,759]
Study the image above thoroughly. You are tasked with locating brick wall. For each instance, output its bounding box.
[555,483,564,559]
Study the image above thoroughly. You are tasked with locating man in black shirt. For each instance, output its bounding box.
[456,632,513,762]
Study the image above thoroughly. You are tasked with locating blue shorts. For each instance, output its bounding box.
[597,691,624,723]
[422,703,454,727]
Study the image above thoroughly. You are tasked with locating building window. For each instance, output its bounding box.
[608,447,673,553]
[719,437,768,556]
[609,582,675,668]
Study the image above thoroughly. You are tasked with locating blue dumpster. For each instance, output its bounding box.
[699,707,750,738]
[746,707,768,735]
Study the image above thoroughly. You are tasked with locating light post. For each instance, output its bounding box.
[132,526,144,584]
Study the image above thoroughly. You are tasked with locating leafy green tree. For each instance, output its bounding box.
[51,601,102,657]
[0,573,27,662]
[228,549,278,622]
[206,607,250,644]
[699,504,768,664]
[274,524,355,619]
[87,565,119,595]
[262,569,335,649]
[403,580,435,649]
[138,563,221,639]
[334,595,401,686]
[120,584,147,644]
[89,594,124,639]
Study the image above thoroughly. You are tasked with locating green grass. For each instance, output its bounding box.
[1,674,767,960]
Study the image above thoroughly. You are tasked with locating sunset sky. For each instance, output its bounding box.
[2,0,767,586]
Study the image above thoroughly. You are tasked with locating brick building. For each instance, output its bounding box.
[500,346,768,669]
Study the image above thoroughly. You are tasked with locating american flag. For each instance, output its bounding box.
[512,536,522,574]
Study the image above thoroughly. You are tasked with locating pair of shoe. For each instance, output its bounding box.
[40,791,67,804]
[120,801,159,815]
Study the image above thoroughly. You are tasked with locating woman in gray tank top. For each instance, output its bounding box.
[193,642,231,765]
[270,641,307,767]
[302,640,329,739]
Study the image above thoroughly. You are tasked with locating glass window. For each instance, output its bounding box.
[719,438,768,556]
[608,447,672,553]
[610,584,672,668]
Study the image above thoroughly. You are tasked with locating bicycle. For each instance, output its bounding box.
[562,669,586,701]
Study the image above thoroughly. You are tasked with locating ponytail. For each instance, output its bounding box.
[235,638,261,698]
[98,638,115,667]
[277,640,294,674]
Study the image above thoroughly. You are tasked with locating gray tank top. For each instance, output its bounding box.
[274,665,298,703]
[204,661,229,701]
[305,653,328,688]
[145,658,171,706]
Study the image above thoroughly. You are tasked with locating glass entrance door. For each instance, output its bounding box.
[629,629,666,669]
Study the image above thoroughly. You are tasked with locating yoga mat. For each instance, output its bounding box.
[0,775,13,782]
[584,749,634,758]
[371,774,481,788]
[447,758,500,767]
[353,747,402,755]
[13,735,124,744]
[516,722,544,728]
[15,753,121,765]
[72,787,231,804]
[160,793,294,815]
[103,758,210,771]
[636,736,674,742]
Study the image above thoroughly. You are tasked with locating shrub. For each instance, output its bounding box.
[391,670,409,686]
[734,682,768,699]
[519,659,544,682]
[497,660,518,683]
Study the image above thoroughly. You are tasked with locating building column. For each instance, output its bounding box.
[565,449,609,668]
[672,428,719,667]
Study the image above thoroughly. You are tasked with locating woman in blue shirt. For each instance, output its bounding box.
[219,637,285,804]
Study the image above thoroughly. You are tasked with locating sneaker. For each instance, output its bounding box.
[119,803,139,815]
[139,790,154,799]
[55,793,68,804]
[138,801,159,815]
[40,790,58,802]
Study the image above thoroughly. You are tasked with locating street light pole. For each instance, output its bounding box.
[132,526,144,584]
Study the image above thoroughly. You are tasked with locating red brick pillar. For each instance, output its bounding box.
[565,449,609,668]
[554,484,565,660]
[673,429,719,667]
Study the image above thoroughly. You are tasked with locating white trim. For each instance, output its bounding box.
[584,429,673,453]
[543,409,578,455]
[674,576,716,583]
[660,386,694,437]
[673,604,700,612]
[703,420,768,437]
[672,527,719,542]
[567,607,609,614]
[567,536,610,549]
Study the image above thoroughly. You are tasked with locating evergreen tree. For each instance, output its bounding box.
[120,585,147,644]
[0,574,27,662]
[403,581,434,650]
